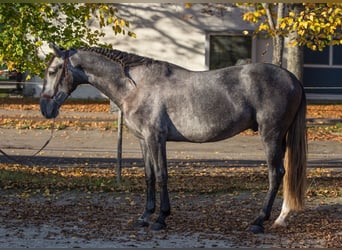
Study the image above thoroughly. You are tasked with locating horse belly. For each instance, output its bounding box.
[167,112,254,143]
[164,78,255,143]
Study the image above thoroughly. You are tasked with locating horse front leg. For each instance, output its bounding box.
[135,140,156,227]
[148,134,170,231]
[151,178,170,230]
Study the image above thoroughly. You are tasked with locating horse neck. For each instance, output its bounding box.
[72,51,132,108]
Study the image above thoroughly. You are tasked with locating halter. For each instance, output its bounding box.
[41,50,70,99]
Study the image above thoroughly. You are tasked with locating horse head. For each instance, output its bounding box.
[40,44,87,119]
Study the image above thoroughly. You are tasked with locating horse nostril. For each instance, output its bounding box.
[40,98,55,119]
[43,98,62,119]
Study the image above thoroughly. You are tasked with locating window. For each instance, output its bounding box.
[207,34,252,70]
[303,45,342,94]
[304,46,329,65]
[332,45,342,65]
[304,45,342,67]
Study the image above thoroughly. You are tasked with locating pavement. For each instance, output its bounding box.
[0,109,341,169]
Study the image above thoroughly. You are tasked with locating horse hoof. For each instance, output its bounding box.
[250,224,264,234]
[272,219,287,228]
[134,220,149,228]
[151,222,166,231]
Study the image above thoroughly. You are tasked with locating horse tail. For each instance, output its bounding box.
[283,89,307,211]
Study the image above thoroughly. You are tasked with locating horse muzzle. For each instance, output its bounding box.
[40,91,69,119]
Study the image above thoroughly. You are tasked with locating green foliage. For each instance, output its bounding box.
[237,3,342,51]
[0,3,136,77]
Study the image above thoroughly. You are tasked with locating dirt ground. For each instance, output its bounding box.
[0,186,341,248]
[0,99,341,248]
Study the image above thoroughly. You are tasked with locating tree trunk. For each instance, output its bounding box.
[262,3,285,67]
[272,36,284,67]
[286,4,304,83]
[274,3,285,66]
[287,39,304,83]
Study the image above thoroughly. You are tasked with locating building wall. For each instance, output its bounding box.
[107,3,273,69]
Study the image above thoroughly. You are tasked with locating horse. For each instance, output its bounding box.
[40,44,307,234]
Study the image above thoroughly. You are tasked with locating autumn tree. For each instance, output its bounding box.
[0,3,135,78]
[0,3,135,183]
[238,3,342,81]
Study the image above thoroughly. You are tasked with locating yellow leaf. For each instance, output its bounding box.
[35,40,43,47]
[185,3,192,9]
[100,5,109,11]
[287,17,293,25]
[334,8,341,15]
[128,31,136,38]
[7,61,15,71]
[280,22,287,30]
[309,14,314,21]
[44,188,50,196]
[120,19,125,27]
[259,23,268,31]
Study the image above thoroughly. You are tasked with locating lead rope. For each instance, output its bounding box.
[0,119,55,165]
[32,119,55,157]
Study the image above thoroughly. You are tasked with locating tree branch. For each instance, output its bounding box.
[262,3,275,31]
[276,3,285,29]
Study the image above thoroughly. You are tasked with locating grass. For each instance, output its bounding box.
[0,164,269,194]
[0,163,340,199]
[307,123,342,134]
[0,164,129,193]
[330,122,342,133]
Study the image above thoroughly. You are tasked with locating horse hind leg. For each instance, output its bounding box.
[272,200,291,228]
[250,134,286,234]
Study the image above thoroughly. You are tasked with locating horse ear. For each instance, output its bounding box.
[50,43,64,58]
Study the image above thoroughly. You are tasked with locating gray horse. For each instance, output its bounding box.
[40,45,307,234]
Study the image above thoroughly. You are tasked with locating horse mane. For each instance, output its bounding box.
[79,47,155,67]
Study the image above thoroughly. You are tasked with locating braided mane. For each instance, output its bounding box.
[79,47,155,67]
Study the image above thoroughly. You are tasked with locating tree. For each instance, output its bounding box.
[260,3,285,67]
[0,3,135,78]
[238,3,342,81]
[0,3,135,183]
[286,4,304,82]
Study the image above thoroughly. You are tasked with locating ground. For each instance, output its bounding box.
[0,166,341,248]
[0,98,341,248]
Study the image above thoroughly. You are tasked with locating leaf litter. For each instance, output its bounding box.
[0,163,341,248]
[0,99,341,246]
